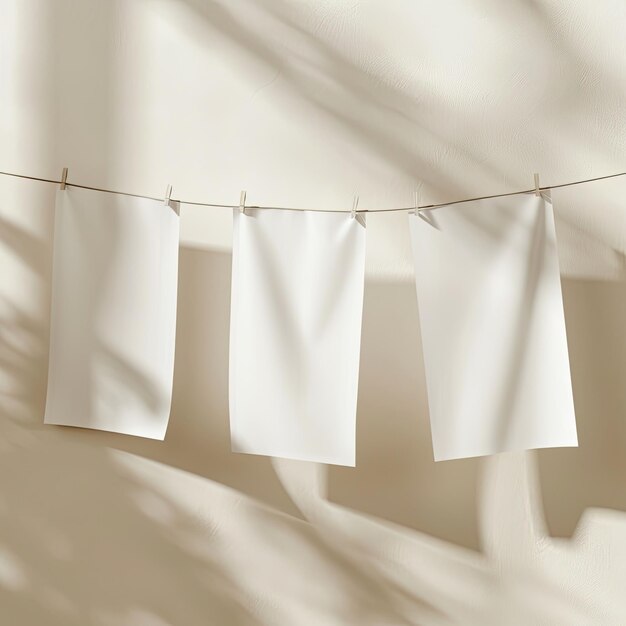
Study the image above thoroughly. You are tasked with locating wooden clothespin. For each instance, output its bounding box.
[533,173,541,197]
[414,188,421,215]
[164,184,172,206]
[60,167,68,190]
[351,195,359,219]
[239,190,247,215]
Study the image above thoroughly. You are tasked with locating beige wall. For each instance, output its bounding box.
[1,1,626,623]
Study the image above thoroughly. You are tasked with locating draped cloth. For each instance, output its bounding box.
[229,209,366,466]
[44,187,179,439]
[409,193,577,461]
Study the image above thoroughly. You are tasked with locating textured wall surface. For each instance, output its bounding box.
[1,1,626,624]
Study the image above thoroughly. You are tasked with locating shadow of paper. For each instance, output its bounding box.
[538,277,626,538]
[329,278,482,551]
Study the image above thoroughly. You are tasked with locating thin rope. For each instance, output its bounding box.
[1,169,624,213]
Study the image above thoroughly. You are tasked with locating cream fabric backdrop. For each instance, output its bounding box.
[1,1,626,624]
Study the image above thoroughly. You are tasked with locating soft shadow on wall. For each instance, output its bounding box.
[171,0,512,208]
[5,225,626,552]
[9,0,622,551]
[91,244,482,550]
[0,415,258,626]
[328,278,481,551]
[3,9,626,560]
[0,227,483,625]
[172,0,625,206]
[539,275,626,538]
[3,130,626,621]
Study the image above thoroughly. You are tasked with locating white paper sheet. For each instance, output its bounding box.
[409,193,577,461]
[229,209,366,466]
[44,187,180,439]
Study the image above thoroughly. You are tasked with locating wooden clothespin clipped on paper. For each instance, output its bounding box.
[351,195,359,219]
[60,167,68,190]
[239,190,247,215]
[164,184,172,206]
[533,173,541,197]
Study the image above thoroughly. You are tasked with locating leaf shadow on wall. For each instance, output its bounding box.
[3,201,626,622]
[0,234,453,624]
[0,191,261,623]
[174,0,513,201]
[4,0,626,621]
[0,416,259,626]
[160,0,626,551]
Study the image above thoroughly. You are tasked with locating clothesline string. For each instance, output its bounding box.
[1,168,625,213]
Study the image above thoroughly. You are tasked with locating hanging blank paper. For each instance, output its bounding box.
[44,187,179,439]
[409,193,577,461]
[229,209,366,466]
